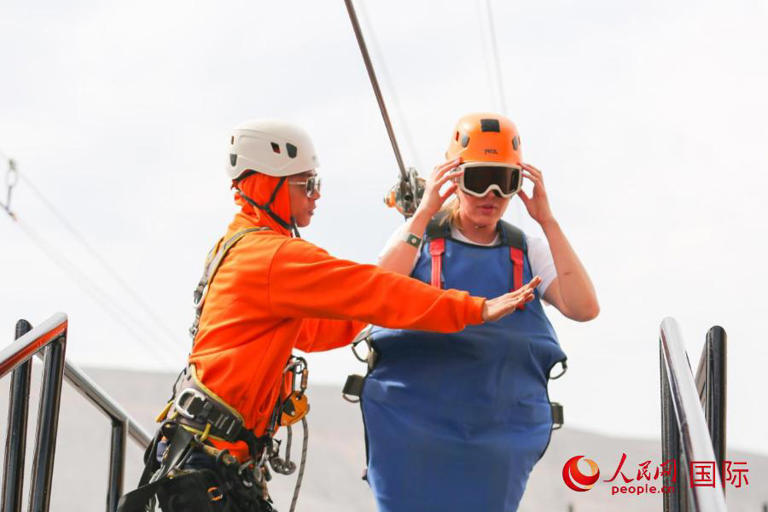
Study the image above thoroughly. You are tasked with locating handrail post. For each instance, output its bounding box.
[106,419,127,512]
[2,320,33,512]
[660,348,682,512]
[704,326,727,472]
[659,318,727,512]
[1,314,151,512]
[28,334,66,512]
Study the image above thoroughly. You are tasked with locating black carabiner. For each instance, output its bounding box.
[549,359,568,380]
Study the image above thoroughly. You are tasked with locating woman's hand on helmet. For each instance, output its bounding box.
[482,276,542,322]
[518,163,555,226]
[417,157,463,217]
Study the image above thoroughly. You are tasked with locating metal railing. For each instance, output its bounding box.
[60,352,153,511]
[694,326,726,471]
[659,317,727,512]
[1,314,153,512]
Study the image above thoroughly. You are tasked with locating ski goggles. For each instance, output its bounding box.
[457,162,522,198]
[288,175,322,197]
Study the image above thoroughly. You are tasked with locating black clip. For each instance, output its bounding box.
[551,402,564,430]
[342,374,365,403]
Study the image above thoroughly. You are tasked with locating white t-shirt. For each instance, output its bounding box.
[379,223,558,300]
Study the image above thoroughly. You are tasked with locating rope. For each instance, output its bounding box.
[288,417,308,512]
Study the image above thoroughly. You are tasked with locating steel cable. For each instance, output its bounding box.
[476,0,509,115]
[355,1,423,172]
[1,152,185,365]
[17,172,189,352]
[10,216,182,367]
[344,0,408,180]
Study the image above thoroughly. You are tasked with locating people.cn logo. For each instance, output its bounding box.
[562,455,601,492]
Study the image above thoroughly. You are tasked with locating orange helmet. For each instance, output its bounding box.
[445,113,522,166]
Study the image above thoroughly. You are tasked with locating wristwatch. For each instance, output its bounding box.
[402,232,422,248]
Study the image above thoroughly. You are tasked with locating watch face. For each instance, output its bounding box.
[404,233,421,247]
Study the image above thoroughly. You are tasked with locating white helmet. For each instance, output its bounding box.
[226,120,320,180]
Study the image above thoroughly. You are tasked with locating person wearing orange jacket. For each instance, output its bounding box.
[117,120,541,512]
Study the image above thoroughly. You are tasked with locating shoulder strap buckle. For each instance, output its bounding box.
[425,210,452,240]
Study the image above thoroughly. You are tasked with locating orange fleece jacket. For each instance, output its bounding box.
[187,173,485,458]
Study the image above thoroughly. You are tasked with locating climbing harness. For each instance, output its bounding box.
[121,227,311,511]
[189,226,270,339]
[342,326,375,404]
[266,357,310,512]
[117,364,274,512]
[191,227,309,509]
[344,214,569,510]
[426,211,526,301]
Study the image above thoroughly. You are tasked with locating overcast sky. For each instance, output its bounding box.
[1,0,767,456]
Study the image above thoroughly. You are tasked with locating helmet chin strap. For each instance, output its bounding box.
[290,217,301,238]
[235,177,301,237]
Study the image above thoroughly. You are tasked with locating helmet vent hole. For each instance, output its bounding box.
[230,136,234,145]
[512,136,520,150]
[270,142,281,154]
[229,154,237,166]
[480,119,500,132]
[460,134,470,148]
[455,131,459,142]
[286,143,298,158]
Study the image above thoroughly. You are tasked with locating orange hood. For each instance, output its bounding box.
[233,173,293,236]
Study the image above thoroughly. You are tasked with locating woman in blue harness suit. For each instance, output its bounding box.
[362,113,599,511]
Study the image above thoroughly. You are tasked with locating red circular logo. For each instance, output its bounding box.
[562,455,600,492]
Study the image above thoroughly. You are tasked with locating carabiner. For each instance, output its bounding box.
[549,359,568,380]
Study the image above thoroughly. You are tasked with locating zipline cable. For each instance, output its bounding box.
[2,153,185,364]
[9,215,182,367]
[476,0,528,226]
[355,1,423,173]
[343,0,408,181]
[17,172,189,351]
[478,0,508,115]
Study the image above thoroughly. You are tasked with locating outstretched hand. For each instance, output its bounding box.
[482,276,542,322]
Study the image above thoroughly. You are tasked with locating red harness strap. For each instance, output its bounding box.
[431,238,525,310]
[510,247,525,310]
[429,238,445,288]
